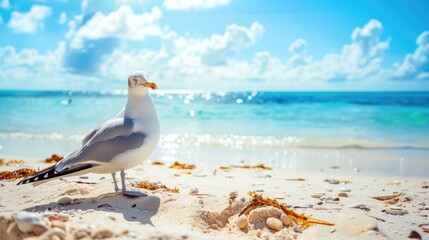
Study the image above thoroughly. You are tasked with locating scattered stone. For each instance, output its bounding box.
[229,191,238,199]
[237,215,248,229]
[79,175,89,179]
[280,213,292,227]
[339,187,351,192]
[293,225,302,233]
[311,193,325,199]
[189,187,198,194]
[338,192,348,197]
[383,207,408,215]
[326,179,340,184]
[254,189,264,193]
[15,212,45,233]
[266,217,283,231]
[408,230,422,239]
[57,196,73,205]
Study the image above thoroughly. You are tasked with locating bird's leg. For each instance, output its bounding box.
[120,169,146,197]
[111,172,119,192]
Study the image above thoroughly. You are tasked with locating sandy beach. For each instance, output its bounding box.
[1,155,428,240]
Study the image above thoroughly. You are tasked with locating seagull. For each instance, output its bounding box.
[17,71,160,197]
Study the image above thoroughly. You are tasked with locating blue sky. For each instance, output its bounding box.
[0,0,428,90]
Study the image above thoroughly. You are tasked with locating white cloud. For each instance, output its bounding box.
[0,0,10,10]
[8,5,52,33]
[67,6,162,49]
[164,22,264,66]
[163,0,230,11]
[288,39,311,66]
[58,11,67,24]
[391,31,429,80]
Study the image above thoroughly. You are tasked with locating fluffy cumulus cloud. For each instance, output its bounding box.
[0,0,10,10]
[288,39,311,66]
[391,31,429,80]
[163,22,263,66]
[67,6,162,49]
[283,19,390,83]
[58,11,67,24]
[63,5,163,75]
[8,5,52,33]
[163,0,230,11]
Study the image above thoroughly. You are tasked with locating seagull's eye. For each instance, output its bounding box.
[133,78,138,85]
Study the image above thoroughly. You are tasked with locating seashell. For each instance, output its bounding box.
[39,227,66,239]
[189,187,198,194]
[236,215,248,229]
[349,203,371,211]
[50,220,65,230]
[57,196,73,205]
[32,223,49,236]
[280,213,292,226]
[408,230,422,239]
[15,212,44,233]
[339,187,351,192]
[266,217,283,231]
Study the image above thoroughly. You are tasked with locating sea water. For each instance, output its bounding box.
[0,90,428,176]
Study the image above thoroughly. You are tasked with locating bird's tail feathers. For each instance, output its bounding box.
[17,164,94,185]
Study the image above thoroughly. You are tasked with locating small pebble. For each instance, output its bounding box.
[57,197,73,205]
[338,192,348,197]
[236,215,248,229]
[254,188,264,193]
[266,217,283,231]
[326,179,340,184]
[339,187,351,192]
[229,191,238,199]
[311,193,325,199]
[280,213,292,226]
[383,208,408,215]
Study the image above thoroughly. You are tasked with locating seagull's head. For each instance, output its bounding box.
[128,71,158,95]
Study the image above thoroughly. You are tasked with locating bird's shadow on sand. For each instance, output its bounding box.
[23,192,160,226]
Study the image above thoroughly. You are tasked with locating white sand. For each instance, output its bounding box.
[1,160,428,240]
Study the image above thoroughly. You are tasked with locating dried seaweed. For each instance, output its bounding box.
[43,154,63,163]
[240,192,334,229]
[0,159,25,166]
[151,161,165,166]
[137,180,180,193]
[220,164,272,170]
[169,161,196,170]
[0,168,37,180]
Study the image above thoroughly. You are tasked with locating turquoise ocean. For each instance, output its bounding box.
[0,90,428,177]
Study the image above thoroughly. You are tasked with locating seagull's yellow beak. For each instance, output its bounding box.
[143,82,158,90]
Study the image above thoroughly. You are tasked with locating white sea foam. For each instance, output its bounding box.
[0,132,426,150]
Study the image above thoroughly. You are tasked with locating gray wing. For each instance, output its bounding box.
[81,108,125,146]
[81,128,98,146]
[57,117,145,171]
